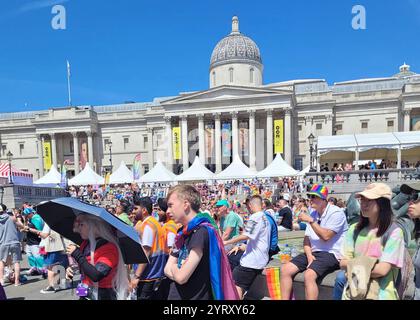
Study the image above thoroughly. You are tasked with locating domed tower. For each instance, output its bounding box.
[209,16,263,88]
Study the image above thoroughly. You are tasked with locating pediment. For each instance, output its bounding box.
[161,85,292,105]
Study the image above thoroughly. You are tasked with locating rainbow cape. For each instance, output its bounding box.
[175,215,239,300]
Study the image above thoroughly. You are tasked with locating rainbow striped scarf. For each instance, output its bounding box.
[175,216,239,300]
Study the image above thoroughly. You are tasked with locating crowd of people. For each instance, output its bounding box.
[0,177,419,301]
[318,160,420,184]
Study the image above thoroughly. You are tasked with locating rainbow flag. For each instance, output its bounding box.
[132,153,142,180]
[265,267,282,300]
[60,163,67,188]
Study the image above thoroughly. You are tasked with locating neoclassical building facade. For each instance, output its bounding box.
[1,16,420,179]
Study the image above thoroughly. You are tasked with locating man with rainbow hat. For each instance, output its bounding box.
[280,184,348,300]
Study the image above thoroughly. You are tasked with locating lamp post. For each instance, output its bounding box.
[308,134,315,172]
[106,141,113,173]
[0,186,4,204]
[7,151,13,184]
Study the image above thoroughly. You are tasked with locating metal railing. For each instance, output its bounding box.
[306,168,420,184]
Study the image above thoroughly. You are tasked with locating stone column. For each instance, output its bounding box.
[248,110,256,171]
[147,128,154,170]
[284,108,292,165]
[231,111,239,158]
[50,133,57,167]
[87,132,94,168]
[181,115,189,171]
[37,134,44,177]
[198,114,205,163]
[266,109,273,165]
[164,116,173,171]
[72,132,80,175]
[403,109,411,131]
[214,113,222,173]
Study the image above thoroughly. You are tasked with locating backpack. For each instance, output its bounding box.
[264,212,280,259]
[353,222,414,300]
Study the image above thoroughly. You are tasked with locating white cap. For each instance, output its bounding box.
[283,194,290,201]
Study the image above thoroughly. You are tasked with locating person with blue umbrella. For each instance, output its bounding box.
[65,214,129,300]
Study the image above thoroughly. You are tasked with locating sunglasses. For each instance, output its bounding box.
[308,195,318,200]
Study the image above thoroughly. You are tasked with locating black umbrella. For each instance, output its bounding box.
[35,197,148,264]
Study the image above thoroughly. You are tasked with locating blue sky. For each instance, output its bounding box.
[1,0,420,113]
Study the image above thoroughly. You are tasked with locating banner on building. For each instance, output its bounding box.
[239,122,249,157]
[132,153,142,180]
[274,119,284,154]
[172,127,181,160]
[412,117,420,131]
[205,123,214,161]
[221,123,232,157]
[80,141,88,170]
[43,141,52,170]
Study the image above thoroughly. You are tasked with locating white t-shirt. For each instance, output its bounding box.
[141,217,154,248]
[240,211,271,270]
[304,204,348,259]
[167,232,176,248]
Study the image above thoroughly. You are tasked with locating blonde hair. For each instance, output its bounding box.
[167,185,201,212]
[78,214,129,300]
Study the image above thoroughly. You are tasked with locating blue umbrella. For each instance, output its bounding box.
[35,197,148,264]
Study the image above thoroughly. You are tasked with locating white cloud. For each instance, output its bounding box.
[18,0,70,13]
[0,0,70,22]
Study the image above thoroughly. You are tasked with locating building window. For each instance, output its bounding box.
[104,139,110,148]
[70,141,74,153]
[294,157,303,171]
[316,123,322,130]
[212,71,216,86]
[335,124,343,135]
[1,144,6,156]
[361,122,368,129]
[387,120,394,132]
[298,125,302,131]
[250,68,254,83]
[19,143,24,156]
[229,68,234,83]
[144,136,148,149]
[143,164,149,174]
[123,137,129,150]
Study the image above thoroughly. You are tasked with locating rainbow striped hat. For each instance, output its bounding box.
[307,184,329,200]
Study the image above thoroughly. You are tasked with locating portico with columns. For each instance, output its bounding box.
[161,92,295,174]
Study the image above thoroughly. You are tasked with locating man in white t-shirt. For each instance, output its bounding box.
[280,184,348,300]
[224,195,271,299]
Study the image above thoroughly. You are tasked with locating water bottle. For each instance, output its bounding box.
[291,246,299,259]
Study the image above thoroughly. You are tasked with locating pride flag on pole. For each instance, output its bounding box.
[132,153,142,180]
[60,162,67,188]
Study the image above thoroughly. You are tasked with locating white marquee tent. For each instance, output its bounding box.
[257,154,299,178]
[176,156,215,181]
[216,155,257,180]
[109,161,134,184]
[298,166,310,177]
[34,165,61,186]
[137,159,177,183]
[317,131,420,168]
[68,162,105,186]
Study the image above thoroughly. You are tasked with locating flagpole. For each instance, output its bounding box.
[66,60,72,106]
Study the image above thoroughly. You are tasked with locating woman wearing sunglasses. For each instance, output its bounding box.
[401,182,420,300]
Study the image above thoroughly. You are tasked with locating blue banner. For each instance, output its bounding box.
[221,123,232,157]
